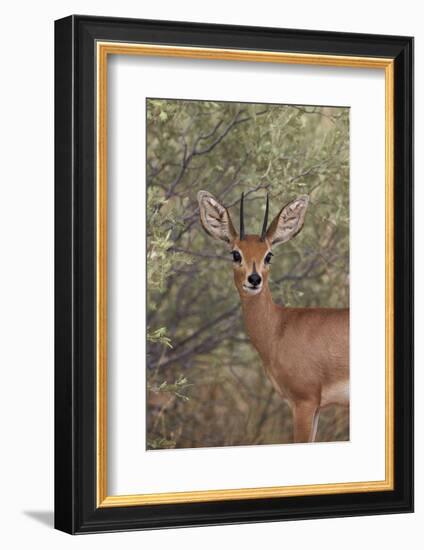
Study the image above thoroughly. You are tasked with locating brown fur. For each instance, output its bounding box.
[233,235,349,443]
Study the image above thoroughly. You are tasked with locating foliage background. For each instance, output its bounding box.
[146,99,349,450]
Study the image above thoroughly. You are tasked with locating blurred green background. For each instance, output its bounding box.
[146,99,349,450]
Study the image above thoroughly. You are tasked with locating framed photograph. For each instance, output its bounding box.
[54,15,413,534]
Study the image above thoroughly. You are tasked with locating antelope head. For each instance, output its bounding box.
[197,190,309,297]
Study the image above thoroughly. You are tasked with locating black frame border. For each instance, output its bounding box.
[54,15,414,534]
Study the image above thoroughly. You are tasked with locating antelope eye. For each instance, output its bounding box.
[232,250,242,263]
[264,252,273,265]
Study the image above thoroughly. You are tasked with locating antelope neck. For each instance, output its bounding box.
[239,284,280,362]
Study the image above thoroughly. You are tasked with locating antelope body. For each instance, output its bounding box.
[198,190,349,443]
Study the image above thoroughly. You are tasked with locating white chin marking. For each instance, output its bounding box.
[243,285,262,296]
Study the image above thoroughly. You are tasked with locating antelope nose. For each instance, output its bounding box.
[248,273,262,287]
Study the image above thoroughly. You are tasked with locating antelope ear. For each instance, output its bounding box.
[197,190,237,244]
[266,195,309,246]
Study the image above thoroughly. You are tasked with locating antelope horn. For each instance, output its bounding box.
[240,192,245,240]
[260,193,269,241]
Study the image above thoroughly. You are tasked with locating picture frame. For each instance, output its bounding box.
[54,15,413,534]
